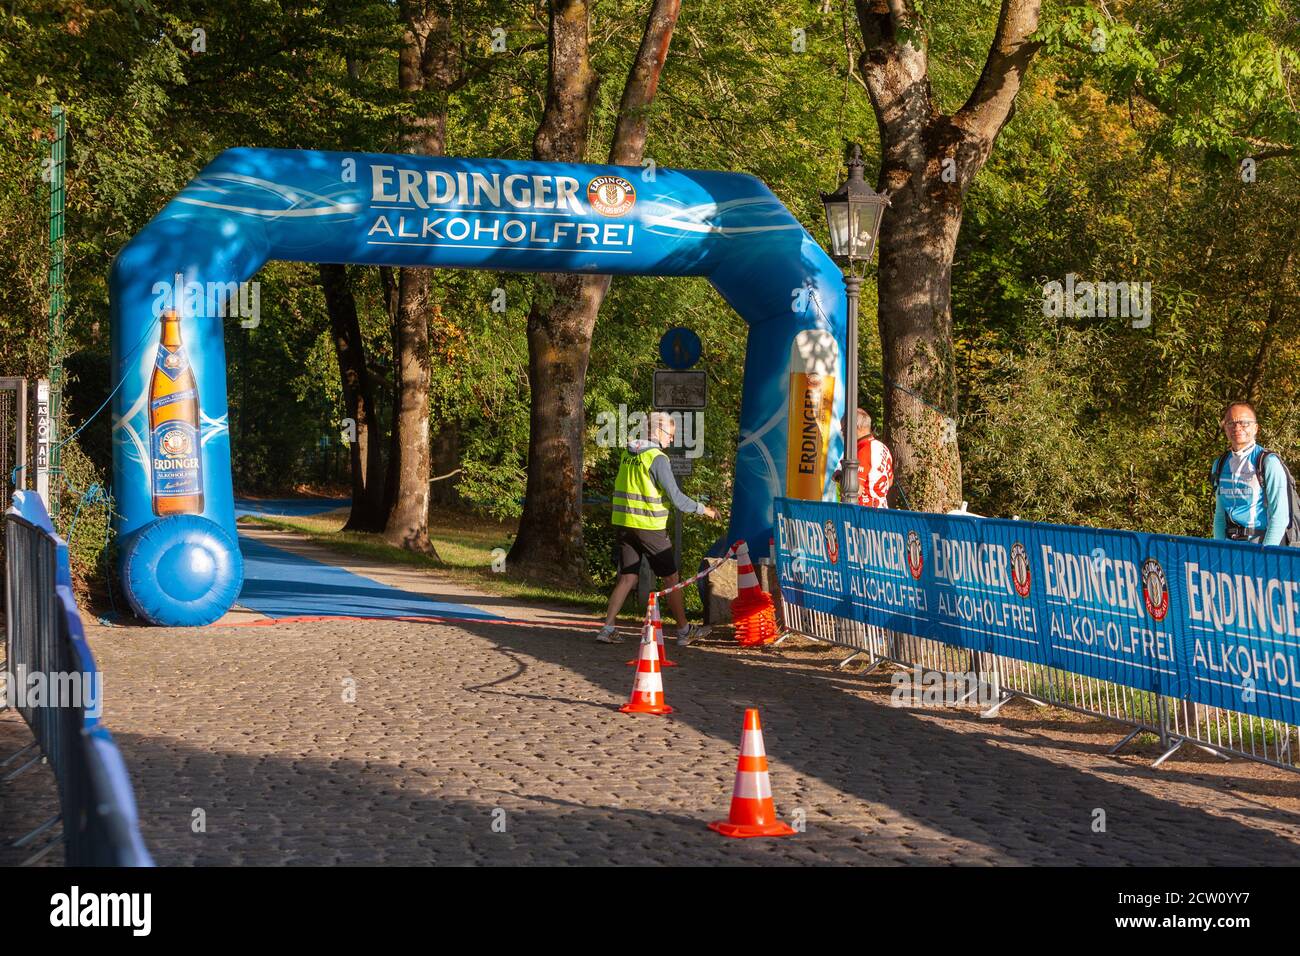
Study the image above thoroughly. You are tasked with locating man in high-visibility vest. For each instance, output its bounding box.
[596,412,720,645]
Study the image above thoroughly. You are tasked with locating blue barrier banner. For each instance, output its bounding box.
[1017,520,1176,694]
[1153,535,1300,726]
[774,498,1300,722]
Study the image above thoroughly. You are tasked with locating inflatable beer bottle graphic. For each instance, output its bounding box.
[785,329,839,500]
[149,310,204,515]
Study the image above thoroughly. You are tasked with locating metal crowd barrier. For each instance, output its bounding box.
[2,491,153,865]
[781,603,1299,773]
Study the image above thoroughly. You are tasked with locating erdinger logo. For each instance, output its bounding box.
[905,530,924,580]
[1141,557,1169,622]
[160,427,192,457]
[823,520,839,565]
[1010,541,1031,597]
[587,176,636,216]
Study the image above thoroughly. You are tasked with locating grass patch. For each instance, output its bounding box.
[239,506,646,619]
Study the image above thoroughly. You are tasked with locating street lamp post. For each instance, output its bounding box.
[820,143,889,504]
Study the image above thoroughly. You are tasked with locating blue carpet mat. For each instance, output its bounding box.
[235,533,502,622]
[234,497,350,518]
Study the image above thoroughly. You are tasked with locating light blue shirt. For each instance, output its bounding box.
[1213,444,1288,545]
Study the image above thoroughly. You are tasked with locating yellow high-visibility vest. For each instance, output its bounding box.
[612,447,669,530]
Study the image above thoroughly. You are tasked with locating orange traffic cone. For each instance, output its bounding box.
[628,594,677,667]
[731,540,778,646]
[620,615,673,715]
[651,600,680,667]
[709,708,796,838]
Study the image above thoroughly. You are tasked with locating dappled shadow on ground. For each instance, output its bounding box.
[97,611,1300,866]
[437,620,1300,865]
[104,734,892,866]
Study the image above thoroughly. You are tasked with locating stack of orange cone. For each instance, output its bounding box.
[709,708,796,838]
[620,614,673,715]
[628,593,677,667]
[731,540,778,646]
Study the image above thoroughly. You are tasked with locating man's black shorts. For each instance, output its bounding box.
[614,526,677,577]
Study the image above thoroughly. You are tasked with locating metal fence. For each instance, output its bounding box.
[3,490,152,865]
[0,378,29,586]
[0,377,27,511]
[781,603,1299,773]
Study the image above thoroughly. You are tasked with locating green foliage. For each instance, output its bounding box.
[52,435,114,601]
[2,0,1299,600]
[956,34,1300,532]
[1039,1,1300,158]
[225,262,348,491]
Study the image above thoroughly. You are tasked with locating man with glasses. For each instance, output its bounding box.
[1212,401,1289,545]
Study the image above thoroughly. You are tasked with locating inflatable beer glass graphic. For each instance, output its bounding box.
[149,310,204,515]
[785,329,840,500]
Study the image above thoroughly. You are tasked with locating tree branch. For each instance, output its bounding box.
[854,0,932,191]
[532,0,599,162]
[447,40,548,96]
[1249,146,1296,161]
[956,0,1042,144]
[608,0,682,166]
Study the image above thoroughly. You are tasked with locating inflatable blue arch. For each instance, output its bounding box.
[110,149,848,625]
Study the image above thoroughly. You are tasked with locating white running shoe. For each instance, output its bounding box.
[676,624,711,646]
[595,624,623,644]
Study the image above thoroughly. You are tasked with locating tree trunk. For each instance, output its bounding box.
[856,0,1041,513]
[511,274,609,581]
[319,263,387,530]
[385,263,435,551]
[510,0,681,581]
[378,265,402,522]
[1243,241,1297,403]
[383,0,458,554]
[876,192,964,510]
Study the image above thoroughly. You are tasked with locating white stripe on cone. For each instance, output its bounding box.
[740,729,765,757]
[732,770,774,800]
[639,631,659,662]
[632,670,663,694]
[734,542,761,591]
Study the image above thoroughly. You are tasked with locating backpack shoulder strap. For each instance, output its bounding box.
[1255,447,1294,524]
[1258,448,1272,511]
[1211,451,1229,492]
